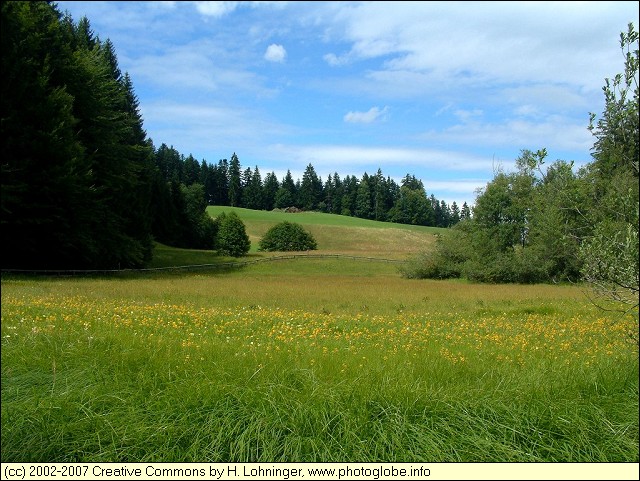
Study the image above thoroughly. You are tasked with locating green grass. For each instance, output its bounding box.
[1,210,638,462]
[206,206,444,257]
[148,243,232,268]
[2,258,638,462]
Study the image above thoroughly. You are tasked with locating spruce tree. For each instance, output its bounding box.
[228,153,242,207]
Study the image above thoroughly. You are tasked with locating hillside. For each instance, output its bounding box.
[206,206,446,259]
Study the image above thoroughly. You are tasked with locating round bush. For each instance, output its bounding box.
[215,211,251,257]
[258,221,317,252]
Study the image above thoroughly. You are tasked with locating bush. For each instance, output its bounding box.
[400,230,468,280]
[215,212,250,257]
[258,221,317,252]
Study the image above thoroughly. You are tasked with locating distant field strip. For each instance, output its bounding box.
[0,253,407,275]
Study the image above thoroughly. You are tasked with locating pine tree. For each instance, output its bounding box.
[243,166,263,210]
[355,176,372,219]
[228,153,242,207]
[262,172,280,210]
[2,1,92,268]
[275,170,297,208]
[299,163,322,210]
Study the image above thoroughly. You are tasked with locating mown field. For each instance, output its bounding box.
[1,209,638,462]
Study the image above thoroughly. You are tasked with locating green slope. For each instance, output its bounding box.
[207,206,445,258]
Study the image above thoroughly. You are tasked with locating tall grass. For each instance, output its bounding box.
[2,259,638,462]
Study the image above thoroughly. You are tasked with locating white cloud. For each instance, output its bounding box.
[420,116,593,157]
[423,180,489,206]
[264,43,287,62]
[453,109,483,123]
[266,144,490,173]
[141,101,292,159]
[323,52,349,67]
[321,1,637,93]
[193,1,240,17]
[344,106,388,124]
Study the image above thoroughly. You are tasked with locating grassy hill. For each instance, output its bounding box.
[206,206,446,258]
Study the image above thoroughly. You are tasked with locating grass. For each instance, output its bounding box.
[1,208,638,462]
[206,206,443,257]
[2,257,638,462]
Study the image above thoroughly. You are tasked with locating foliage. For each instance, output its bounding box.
[1,1,154,268]
[400,229,467,279]
[179,183,217,249]
[405,149,564,283]
[580,22,639,324]
[214,211,250,257]
[404,23,639,290]
[580,202,639,312]
[0,2,216,269]
[153,153,460,229]
[258,221,318,252]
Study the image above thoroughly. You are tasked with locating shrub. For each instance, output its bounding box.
[258,221,317,252]
[215,212,250,257]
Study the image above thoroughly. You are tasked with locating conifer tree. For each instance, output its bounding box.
[228,153,242,207]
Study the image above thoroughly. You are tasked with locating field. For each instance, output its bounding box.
[1,208,638,462]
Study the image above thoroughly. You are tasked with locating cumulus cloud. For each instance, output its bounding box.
[344,106,388,124]
[264,44,286,62]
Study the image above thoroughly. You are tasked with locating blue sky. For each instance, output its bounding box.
[56,1,638,207]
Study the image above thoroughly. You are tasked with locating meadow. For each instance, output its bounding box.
[1,209,638,462]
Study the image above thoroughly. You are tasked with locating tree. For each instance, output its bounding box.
[258,221,317,252]
[581,22,639,325]
[472,152,537,252]
[241,166,263,210]
[262,171,280,210]
[210,159,229,206]
[450,201,461,225]
[155,143,183,183]
[275,170,297,208]
[389,185,433,226]
[227,153,242,207]
[527,160,587,281]
[215,211,250,257]
[181,183,216,249]
[183,154,201,186]
[355,176,372,219]
[372,169,390,221]
[322,174,336,213]
[460,202,471,220]
[2,1,90,269]
[402,149,568,283]
[340,175,359,216]
[1,2,155,269]
[299,163,322,210]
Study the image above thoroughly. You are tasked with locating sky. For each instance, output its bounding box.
[55,1,639,207]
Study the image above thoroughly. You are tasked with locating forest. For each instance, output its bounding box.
[1,2,638,297]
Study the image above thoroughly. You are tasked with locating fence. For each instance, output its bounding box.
[1,253,408,276]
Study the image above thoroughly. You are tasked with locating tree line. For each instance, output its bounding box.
[153,146,471,227]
